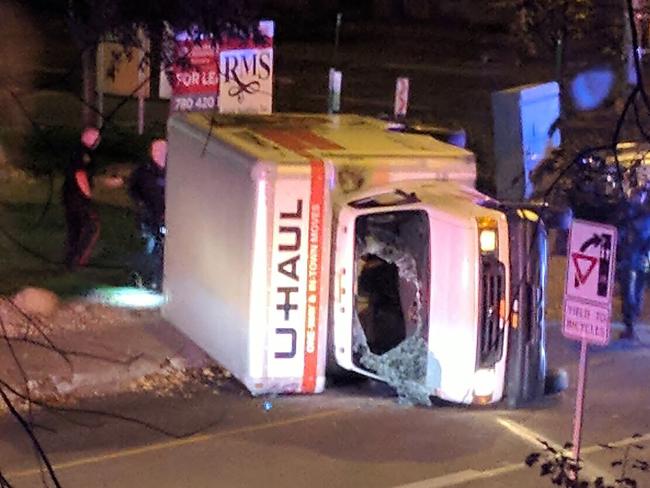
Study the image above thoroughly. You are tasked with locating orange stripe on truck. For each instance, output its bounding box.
[293,129,343,151]
[301,160,326,393]
[256,129,343,158]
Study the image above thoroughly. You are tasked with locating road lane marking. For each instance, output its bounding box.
[394,418,650,488]
[7,408,345,479]
[497,418,650,454]
[496,418,563,451]
[394,464,522,488]
[496,417,611,482]
[583,432,650,453]
[10,408,650,486]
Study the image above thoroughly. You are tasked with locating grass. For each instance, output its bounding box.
[0,78,168,298]
[0,176,142,296]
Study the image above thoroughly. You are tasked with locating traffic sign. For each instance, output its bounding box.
[562,219,617,462]
[562,219,617,345]
[563,298,611,346]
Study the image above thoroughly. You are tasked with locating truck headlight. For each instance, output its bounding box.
[473,368,496,398]
[479,229,497,253]
[477,217,498,254]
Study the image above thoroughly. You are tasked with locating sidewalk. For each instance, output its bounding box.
[0,294,223,407]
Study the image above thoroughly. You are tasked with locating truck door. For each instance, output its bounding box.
[330,191,432,402]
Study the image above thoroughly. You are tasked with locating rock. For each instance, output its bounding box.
[11,287,60,317]
[167,356,187,371]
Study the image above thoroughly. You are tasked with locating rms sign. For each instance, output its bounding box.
[219,21,274,114]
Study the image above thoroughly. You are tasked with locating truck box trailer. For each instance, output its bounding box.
[163,113,546,406]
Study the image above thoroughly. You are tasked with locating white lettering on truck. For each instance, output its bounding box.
[267,163,325,389]
[305,203,321,354]
[274,200,303,359]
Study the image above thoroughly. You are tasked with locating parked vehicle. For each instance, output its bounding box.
[163,113,547,406]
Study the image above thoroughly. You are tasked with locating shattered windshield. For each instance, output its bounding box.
[351,210,432,405]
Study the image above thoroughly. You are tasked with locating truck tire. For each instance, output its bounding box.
[545,367,569,395]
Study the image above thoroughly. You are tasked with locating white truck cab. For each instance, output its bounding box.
[333,181,511,404]
[163,113,547,406]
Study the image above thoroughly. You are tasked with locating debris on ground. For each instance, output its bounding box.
[0,297,158,337]
[0,382,74,414]
[128,365,232,398]
[0,291,232,410]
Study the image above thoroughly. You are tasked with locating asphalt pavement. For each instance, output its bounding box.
[0,13,640,488]
[2,319,650,488]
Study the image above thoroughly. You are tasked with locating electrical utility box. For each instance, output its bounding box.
[492,82,561,201]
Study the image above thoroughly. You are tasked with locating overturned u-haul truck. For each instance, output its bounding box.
[163,113,547,406]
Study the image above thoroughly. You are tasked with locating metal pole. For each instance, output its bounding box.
[328,69,342,114]
[96,42,104,129]
[572,339,589,461]
[97,92,104,129]
[137,29,147,135]
[333,12,342,68]
[555,36,563,82]
[137,94,145,135]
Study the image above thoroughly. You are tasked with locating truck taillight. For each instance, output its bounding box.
[477,217,498,254]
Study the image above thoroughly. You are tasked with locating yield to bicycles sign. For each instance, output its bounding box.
[562,219,617,346]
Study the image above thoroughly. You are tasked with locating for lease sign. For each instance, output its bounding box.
[168,39,219,112]
[168,21,274,113]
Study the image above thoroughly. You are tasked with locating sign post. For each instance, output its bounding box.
[394,77,409,119]
[328,68,342,114]
[562,219,617,461]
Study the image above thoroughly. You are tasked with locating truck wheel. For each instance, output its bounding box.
[544,367,568,395]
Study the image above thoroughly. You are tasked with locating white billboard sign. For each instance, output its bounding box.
[218,21,274,114]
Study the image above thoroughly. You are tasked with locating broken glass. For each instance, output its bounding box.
[352,213,432,406]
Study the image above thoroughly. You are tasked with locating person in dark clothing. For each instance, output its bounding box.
[617,206,650,339]
[129,139,167,289]
[62,127,101,269]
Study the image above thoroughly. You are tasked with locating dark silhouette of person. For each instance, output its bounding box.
[617,206,650,339]
[128,139,166,289]
[62,127,101,269]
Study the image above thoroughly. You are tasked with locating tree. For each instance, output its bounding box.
[498,0,593,58]
[65,0,262,126]
[0,0,43,162]
[496,0,596,129]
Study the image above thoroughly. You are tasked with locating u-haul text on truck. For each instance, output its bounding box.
[163,113,548,407]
